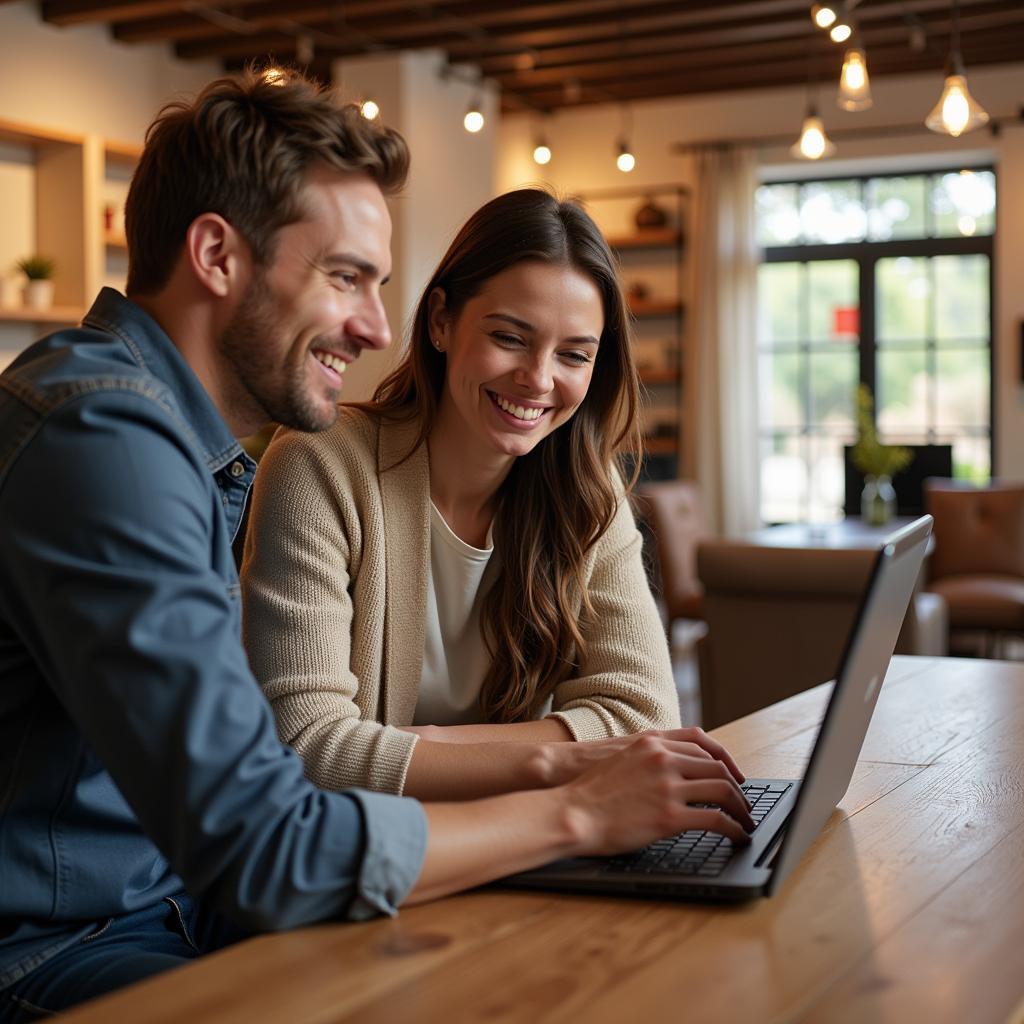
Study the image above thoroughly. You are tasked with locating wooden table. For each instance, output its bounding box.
[61,656,1024,1024]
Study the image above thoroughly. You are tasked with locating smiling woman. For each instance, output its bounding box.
[240,188,682,802]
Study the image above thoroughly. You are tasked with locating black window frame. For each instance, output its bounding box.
[758,164,996,522]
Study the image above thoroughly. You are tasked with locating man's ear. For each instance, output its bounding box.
[427,287,450,351]
[184,213,250,298]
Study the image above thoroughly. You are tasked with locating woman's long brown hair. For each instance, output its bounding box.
[361,188,642,721]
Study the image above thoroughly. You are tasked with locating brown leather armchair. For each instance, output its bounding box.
[695,543,873,728]
[924,480,1024,656]
[695,538,945,728]
[635,481,707,627]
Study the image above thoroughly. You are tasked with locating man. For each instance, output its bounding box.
[0,70,752,1019]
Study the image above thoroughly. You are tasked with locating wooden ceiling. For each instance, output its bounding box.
[26,0,1024,113]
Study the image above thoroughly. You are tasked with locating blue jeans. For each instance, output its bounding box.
[0,895,251,1021]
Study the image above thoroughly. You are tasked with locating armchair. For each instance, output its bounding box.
[924,480,1024,657]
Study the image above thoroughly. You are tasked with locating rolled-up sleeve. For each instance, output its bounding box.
[345,790,428,919]
[0,390,426,930]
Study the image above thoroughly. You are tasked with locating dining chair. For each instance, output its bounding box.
[634,480,707,629]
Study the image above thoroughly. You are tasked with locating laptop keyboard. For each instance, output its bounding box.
[603,781,793,878]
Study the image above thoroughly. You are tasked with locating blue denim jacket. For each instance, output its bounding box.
[0,290,427,991]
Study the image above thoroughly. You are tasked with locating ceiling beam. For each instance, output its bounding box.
[472,0,1020,73]
[503,46,1024,112]
[43,1,202,26]
[486,10,1024,90]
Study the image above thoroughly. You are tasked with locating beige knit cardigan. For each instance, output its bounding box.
[240,407,680,796]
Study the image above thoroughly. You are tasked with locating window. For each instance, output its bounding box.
[757,168,995,524]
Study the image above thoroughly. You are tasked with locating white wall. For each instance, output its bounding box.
[0,1,218,141]
[333,49,498,401]
[497,62,1024,478]
[0,1,219,357]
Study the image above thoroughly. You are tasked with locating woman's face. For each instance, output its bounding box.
[430,260,604,462]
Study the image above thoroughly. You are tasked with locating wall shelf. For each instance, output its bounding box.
[0,306,82,324]
[581,185,690,480]
[606,229,683,251]
[0,117,139,361]
[629,298,684,318]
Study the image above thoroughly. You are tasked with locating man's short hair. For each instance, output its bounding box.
[124,68,409,296]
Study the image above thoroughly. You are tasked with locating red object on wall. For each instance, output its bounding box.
[833,306,859,337]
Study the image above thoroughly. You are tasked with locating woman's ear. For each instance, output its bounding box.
[427,287,450,353]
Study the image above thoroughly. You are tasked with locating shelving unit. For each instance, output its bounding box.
[578,185,691,480]
[0,118,139,341]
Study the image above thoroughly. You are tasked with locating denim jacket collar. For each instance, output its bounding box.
[81,288,251,476]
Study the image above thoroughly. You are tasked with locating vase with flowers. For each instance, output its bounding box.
[852,385,912,526]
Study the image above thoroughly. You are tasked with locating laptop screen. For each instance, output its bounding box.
[766,516,933,894]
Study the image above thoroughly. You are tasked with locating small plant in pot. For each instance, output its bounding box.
[852,385,913,526]
[16,255,56,311]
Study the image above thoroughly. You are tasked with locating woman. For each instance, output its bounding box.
[241,188,699,801]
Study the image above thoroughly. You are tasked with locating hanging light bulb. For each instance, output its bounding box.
[791,107,836,160]
[926,70,989,136]
[829,20,852,43]
[616,139,635,172]
[925,0,989,138]
[837,47,872,111]
[262,66,287,87]
[464,99,485,133]
[811,4,838,29]
[532,136,552,165]
[360,98,380,120]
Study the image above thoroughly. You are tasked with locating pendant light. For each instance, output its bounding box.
[615,104,636,172]
[791,106,837,160]
[837,47,872,111]
[463,99,485,133]
[810,4,838,29]
[829,20,852,43]
[925,1,989,138]
[532,135,552,165]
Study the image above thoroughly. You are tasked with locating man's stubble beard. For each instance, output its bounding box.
[218,272,340,434]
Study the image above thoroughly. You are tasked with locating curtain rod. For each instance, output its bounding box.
[670,108,1024,153]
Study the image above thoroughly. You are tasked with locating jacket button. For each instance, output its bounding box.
[229,460,245,478]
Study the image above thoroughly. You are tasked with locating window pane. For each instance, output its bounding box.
[877,348,927,434]
[807,260,858,343]
[758,262,802,344]
[809,350,857,429]
[808,434,847,523]
[866,175,927,241]
[757,183,801,246]
[800,180,865,244]
[932,169,996,237]
[760,351,802,429]
[935,254,989,343]
[936,349,989,429]
[761,433,807,523]
[877,256,929,343]
[952,436,990,482]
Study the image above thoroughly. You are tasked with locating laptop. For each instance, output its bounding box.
[503,515,933,902]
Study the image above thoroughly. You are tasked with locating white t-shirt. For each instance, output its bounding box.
[413,501,496,726]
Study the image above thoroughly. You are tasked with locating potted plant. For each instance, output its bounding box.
[16,255,56,311]
[852,384,913,526]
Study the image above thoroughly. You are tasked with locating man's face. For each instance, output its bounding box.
[219,167,393,433]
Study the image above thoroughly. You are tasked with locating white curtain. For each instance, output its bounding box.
[691,145,761,536]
